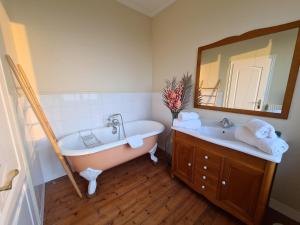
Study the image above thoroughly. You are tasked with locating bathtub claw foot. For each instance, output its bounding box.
[79,168,103,196]
[149,143,158,164]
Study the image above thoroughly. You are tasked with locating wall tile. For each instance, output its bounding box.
[38,92,153,181]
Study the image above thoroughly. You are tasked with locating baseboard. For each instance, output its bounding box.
[269,198,300,223]
[40,184,45,225]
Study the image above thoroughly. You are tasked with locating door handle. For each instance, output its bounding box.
[0,169,19,192]
[257,99,262,109]
[248,99,262,109]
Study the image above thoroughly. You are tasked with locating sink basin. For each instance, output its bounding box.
[197,126,236,141]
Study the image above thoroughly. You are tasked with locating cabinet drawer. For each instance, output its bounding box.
[197,148,222,165]
[196,171,218,187]
[198,181,217,199]
[196,161,220,176]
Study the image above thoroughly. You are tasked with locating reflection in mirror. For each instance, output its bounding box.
[197,28,299,114]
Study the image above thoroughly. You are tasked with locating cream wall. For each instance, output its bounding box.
[152,0,300,215]
[3,0,152,94]
[10,22,38,93]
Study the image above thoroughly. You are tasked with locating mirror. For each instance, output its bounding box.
[195,21,300,119]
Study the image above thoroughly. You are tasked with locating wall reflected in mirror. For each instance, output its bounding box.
[197,28,299,114]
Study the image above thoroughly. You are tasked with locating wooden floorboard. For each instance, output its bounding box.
[44,151,299,225]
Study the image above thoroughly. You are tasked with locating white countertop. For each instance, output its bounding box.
[172,126,284,163]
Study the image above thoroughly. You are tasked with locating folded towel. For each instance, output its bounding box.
[127,135,144,149]
[234,126,288,155]
[256,137,288,155]
[245,119,276,139]
[173,118,202,130]
[178,112,199,121]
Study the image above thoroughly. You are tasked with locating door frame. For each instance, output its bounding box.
[262,55,277,109]
[0,55,42,224]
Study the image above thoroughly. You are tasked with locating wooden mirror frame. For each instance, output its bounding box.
[194,20,300,119]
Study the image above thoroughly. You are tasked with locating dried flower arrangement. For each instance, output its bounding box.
[162,73,193,122]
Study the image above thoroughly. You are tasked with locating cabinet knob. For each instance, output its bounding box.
[204,155,209,160]
[222,180,226,186]
[202,175,206,180]
[203,166,207,170]
[188,163,192,167]
[201,185,206,189]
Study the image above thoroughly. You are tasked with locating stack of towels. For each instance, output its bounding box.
[234,119,288,156]
[173,112,202,130]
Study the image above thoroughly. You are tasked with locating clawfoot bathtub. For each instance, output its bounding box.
[58,120,164,196]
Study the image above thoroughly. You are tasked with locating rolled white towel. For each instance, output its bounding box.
[256,137,288,155]
[173,118,202,130]
[127,135,144,149]
[234,126,288,155]
[245,119,276,139]
[234,126,257,146]
[178,112,199,121]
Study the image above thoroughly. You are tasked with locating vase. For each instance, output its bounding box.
[171,112,179,124]
[165,111,180,167]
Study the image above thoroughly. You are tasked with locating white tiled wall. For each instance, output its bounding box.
[38,92,152,182]
[40,93,152,137]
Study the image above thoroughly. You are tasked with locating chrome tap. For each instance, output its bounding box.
[219,118,234,128]
[107,113,127,139]
[107,117,120,134]
[111,119,119,134]
[108,118,120,127]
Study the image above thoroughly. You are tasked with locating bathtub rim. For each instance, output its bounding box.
[57,120,164,156]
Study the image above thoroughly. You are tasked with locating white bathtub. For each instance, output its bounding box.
[58,120,164,196]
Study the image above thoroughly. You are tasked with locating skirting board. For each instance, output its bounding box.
[269,198,300,223]
[40,185,45,225]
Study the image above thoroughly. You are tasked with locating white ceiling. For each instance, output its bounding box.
[116,0,176,17]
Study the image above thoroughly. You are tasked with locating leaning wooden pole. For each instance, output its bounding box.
[5,55,83,198]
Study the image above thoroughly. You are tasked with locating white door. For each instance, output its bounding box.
[225,56,274,111]
[0,55,37,225]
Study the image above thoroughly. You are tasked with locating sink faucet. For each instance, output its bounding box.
[219,118,234,128]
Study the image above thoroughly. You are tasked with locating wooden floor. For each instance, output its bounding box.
[45,152,298,225]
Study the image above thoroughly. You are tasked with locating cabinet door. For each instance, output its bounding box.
[218,158,264,219]
[173,140,195,183]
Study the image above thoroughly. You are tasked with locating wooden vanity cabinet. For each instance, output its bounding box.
[172,131,277,225]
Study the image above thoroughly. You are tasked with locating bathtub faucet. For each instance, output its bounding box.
[111,119,119,134]
[107,113,127,139]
